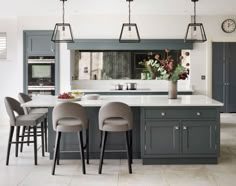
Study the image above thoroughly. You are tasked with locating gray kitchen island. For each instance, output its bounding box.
[22,95,223,164]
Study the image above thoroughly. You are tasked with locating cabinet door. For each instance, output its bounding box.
[226,43,236,112]
[144,120,180,155]
[182,120,216,154]
[27,34,55,56]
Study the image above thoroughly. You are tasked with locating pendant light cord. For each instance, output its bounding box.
[194,1,196,24]
[62,0,65,26]
[128,1,131,25]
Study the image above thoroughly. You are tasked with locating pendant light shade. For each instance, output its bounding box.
[51,0,74,43]
[119,0,141,43]
[184,0,207,43]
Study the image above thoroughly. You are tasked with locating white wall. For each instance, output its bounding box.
[0,14,236,124]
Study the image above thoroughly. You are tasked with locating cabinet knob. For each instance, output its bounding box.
[183,126,187,130]
[161,112,166,116]
[196,112,201,116]
[175,126,179,130]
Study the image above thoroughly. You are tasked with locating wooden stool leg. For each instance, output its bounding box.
[20,126,26,152]
[15,126,20,157]
[125,131,132,174]
[44,117,48,152]
[78,131,86,174]
[41,122,45,157]
[6,126,14,165]
[98,131,107,174]
[33,126,38,165]
[52,132,61,175]
[86,128,89,164]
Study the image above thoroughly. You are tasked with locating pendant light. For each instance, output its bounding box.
[184,0,207,43]
[51,0,74,43]
[119,0,141,43]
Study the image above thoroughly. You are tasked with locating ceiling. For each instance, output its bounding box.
[0,0,236,17]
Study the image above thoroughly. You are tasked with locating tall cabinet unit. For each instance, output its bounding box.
[212,42,236,112]
[23,31,60,95]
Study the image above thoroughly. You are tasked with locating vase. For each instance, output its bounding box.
[141,72,147,80]
[168,80,177,99]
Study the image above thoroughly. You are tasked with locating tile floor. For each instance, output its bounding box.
[0,113,236,186]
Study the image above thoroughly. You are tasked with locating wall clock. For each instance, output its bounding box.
[221,19,236,33]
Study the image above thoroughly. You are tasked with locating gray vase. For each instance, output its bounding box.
[168,80,177,99]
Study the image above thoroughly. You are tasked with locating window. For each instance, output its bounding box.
[0,32,7,59]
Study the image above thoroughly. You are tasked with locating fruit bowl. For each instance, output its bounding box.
[57,92,80,102]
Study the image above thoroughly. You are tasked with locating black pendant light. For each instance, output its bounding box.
[184,0,207,43]
[51,0,74,43]
[119,0,141,43]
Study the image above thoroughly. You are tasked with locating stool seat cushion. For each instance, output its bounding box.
[102,117,129,132]
[57,118,83,132]
[16,113,45,126]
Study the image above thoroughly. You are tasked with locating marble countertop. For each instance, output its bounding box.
[71,88,193,93]
[22,95,223,108]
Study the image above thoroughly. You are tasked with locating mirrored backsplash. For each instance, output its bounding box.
[72,50,190,80]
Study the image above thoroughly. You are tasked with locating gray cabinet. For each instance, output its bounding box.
[145,120,180,155]
[25,31,55,56]
[182,120,216,154]
[141,107,219,163]
[212,42,236,112]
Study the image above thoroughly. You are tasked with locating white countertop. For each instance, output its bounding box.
[22,95,223,108]
[72,88,193,93]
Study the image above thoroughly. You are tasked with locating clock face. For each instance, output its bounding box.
[222,19,236,33]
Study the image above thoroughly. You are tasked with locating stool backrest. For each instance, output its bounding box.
[52,102,88,130]
[99,102,133,130]
[4,97,24,126]
[18,93,32,114]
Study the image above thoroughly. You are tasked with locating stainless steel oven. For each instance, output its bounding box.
[27,56,55,95]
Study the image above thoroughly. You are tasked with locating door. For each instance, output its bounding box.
[212,42,225,112]
[226,43,236,112]
[182,120,216,154]
[144,120,180,155]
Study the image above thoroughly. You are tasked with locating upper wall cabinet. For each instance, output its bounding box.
[24,31,55,56]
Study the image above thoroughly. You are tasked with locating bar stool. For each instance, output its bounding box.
[18,93,48,155]
[4,97,45,165]
[52,102,89,175]
[98,102,133,174]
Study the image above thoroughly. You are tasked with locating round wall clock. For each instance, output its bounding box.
[221,19,236,33]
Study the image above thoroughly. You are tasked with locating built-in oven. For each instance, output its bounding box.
[27,56,55,95]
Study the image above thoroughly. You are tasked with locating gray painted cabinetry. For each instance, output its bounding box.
[141,107,219,164]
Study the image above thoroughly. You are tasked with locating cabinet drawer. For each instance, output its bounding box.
[144,109,216,119]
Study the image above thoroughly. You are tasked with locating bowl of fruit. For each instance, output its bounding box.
[71,91,84,98]
[57,92,78,102]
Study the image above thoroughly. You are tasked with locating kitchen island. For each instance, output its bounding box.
[22,95,223,164]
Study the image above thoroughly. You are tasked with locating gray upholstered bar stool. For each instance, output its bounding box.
[18,92,48,155]
[4,97,45,165]
[52,102,89,175]
[98,102,133,174]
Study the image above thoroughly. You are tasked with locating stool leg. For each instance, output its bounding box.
[78,131,86,174]
[27,126,31,146]
[41,122,45,157]
[52,131,61,175]
[33,126,38,165]
[129,130,133,164]
[6,126,14,165]
[15,126,20,157]
[44,117,48,152]
[99,131,103,148]
[86,128,89,164]
[98,131,107,174]
[20,126,26,152]
[125,131,132,174]
[56,141,60,165]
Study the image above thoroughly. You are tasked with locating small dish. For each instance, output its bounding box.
[57,98,81,102]
[83,94,100,100]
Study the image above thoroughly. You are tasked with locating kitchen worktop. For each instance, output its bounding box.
[23,95,223,108]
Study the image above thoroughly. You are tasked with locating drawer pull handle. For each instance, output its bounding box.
[183,126,187,130]
[161,112,166,116]
[175,126,179,130]
[196,112,201,116]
